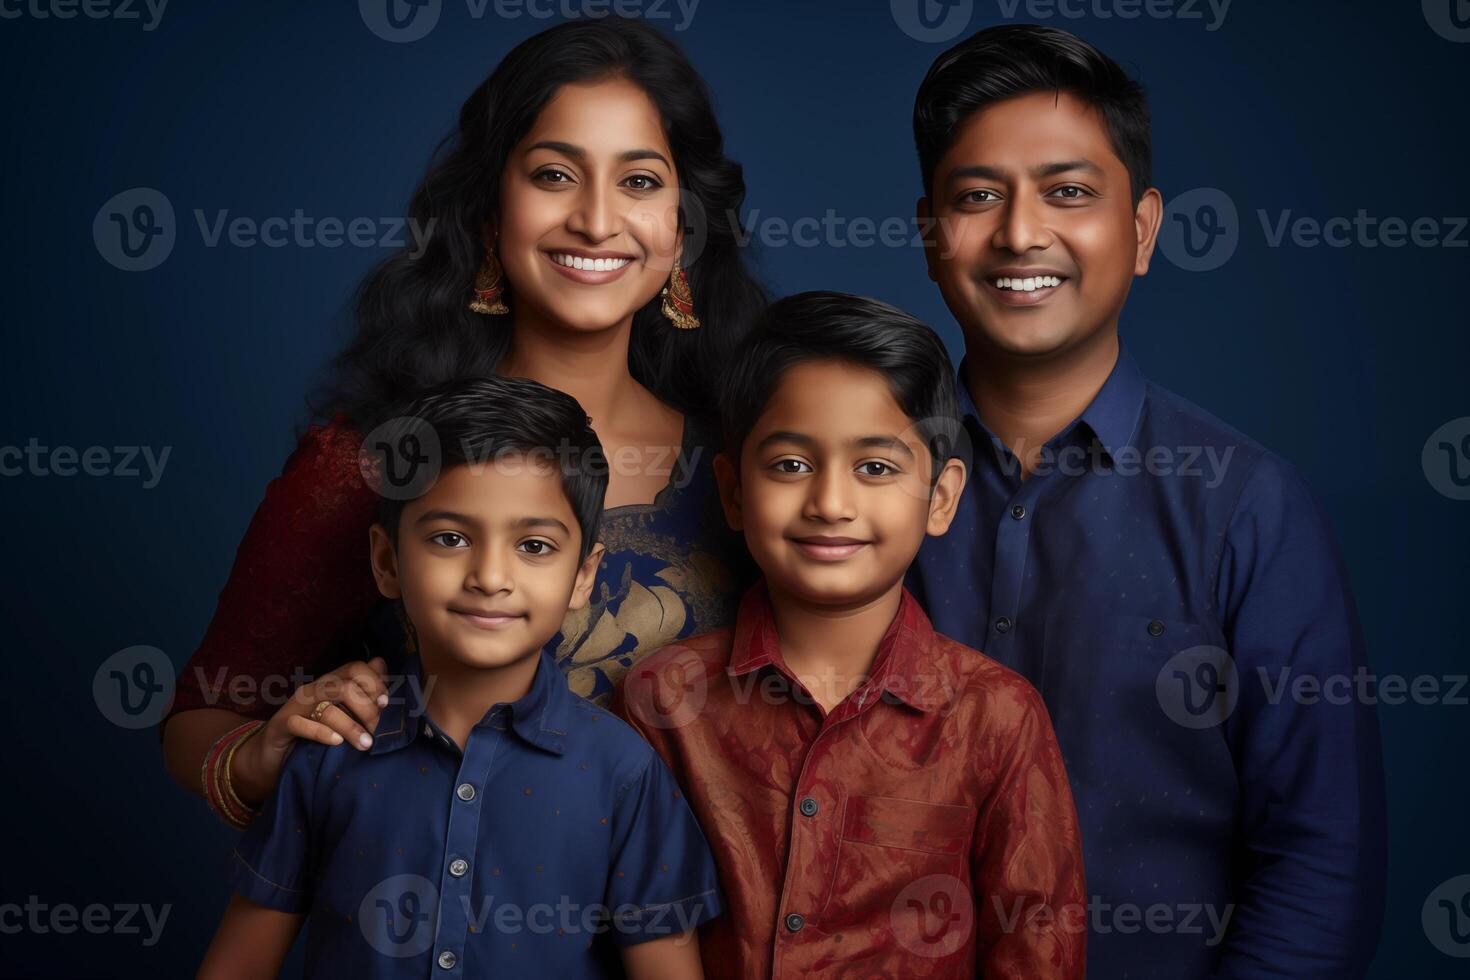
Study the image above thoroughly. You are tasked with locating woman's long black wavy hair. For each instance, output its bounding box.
[313,17,765,432]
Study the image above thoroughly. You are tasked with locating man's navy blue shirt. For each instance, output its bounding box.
[229,646,722,978]
[908,343,1387,980]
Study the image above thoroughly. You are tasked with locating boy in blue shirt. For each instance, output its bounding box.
[200,376,721,979]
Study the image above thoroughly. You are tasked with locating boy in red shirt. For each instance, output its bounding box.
[613,291,1085,978]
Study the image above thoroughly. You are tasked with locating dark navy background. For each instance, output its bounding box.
[1,1,1466,975]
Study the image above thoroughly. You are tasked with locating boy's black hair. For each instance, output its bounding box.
[913,24,1152,205]
[718,291,960,485]
[371,376,607,560]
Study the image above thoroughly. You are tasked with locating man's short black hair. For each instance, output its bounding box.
[718,291,960,484]
[913,24,1152,205]
[371,376,606,560]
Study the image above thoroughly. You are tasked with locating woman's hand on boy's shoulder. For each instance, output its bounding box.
[230,656,391,807]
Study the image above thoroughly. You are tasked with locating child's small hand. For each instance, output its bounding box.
[230,657,391,808]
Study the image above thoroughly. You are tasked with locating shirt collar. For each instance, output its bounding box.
[726,577,942,713]
[371,646,570,756]
[955,339,1147,463]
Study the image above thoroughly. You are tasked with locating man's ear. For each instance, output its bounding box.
[924,457,968,537]
[568,542,606,611]
[369,524,402,599]
[917,195,939,283]
[1133,187,1164,276]
[712,451,744,531]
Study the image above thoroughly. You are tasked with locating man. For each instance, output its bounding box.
[907,23,1386,979]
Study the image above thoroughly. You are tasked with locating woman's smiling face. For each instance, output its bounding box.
[496,75,683,334]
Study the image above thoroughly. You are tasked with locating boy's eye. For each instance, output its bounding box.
[430,531,468,549]
[518,539,556,556]
[771,458,813,474]
[857,461,896,477]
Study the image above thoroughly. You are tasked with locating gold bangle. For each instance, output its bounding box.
[222,721,265,827]
[203,722,250,824]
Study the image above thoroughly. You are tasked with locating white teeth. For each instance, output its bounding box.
[552,253,631,272]
[993,275,1063,291]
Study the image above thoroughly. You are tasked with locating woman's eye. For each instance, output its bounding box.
[624,174,662,191]
[535,168,573,185]
[518,540,555,556]
[772,458,812,474]
[431,531,468,549]
[858,461,895,477]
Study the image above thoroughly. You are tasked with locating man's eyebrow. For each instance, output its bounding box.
[945,159,1105,185]
[756,430,916,460]
[1034,159,1104,178]
[526,141,671,168]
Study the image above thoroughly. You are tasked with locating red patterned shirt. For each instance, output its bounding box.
[612,579,1086,979]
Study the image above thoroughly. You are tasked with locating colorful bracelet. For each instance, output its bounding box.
[202,719,265,830]
[221,721,265,822]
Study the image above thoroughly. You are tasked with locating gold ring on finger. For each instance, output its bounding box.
[309,699,335,723]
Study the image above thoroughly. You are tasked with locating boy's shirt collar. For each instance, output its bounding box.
[956,338,1147,464]
[725,578,945,715]
[371,646,570,757]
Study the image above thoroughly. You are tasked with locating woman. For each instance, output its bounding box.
[162,17,763,822]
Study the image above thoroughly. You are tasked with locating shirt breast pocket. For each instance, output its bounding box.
[816,794,975,931]
[1040,611,1233,792]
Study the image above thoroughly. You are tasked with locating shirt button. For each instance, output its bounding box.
[785,912,805,933]
[456,782,476,802]
[437,949,457,969]
[995,616,1013,634]
[1011,504,1027,520]
[1148,619,1165,637]
[799,797,819,817]
[449,858,469,877]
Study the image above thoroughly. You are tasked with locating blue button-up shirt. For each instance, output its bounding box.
[229,647,723,978]
[907,343,1387,979]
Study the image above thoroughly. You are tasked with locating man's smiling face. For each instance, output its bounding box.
[921,89,1161,360]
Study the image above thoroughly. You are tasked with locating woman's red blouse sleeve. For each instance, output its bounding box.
[163,416,382,728]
